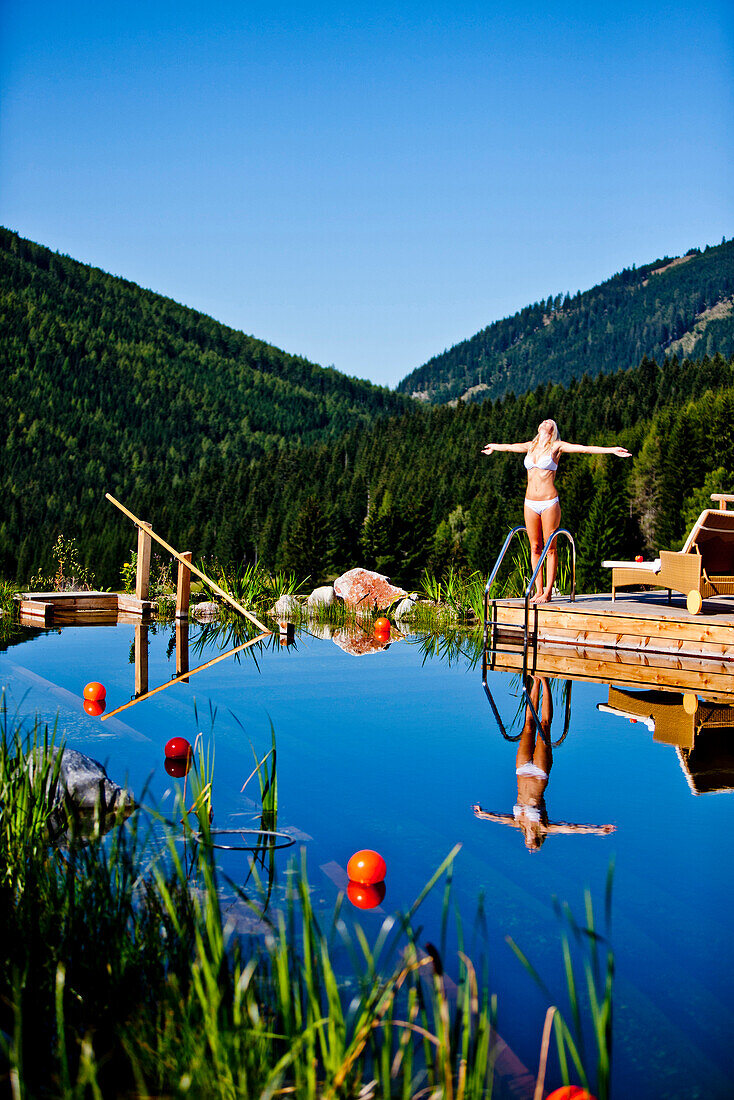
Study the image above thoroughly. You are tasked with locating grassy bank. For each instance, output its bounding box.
[0,703,613,1099]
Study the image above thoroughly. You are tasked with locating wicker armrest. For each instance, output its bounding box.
[658,549,702,591]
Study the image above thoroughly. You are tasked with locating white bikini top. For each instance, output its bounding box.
[524,451,558,472]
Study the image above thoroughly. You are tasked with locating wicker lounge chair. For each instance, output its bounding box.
[602,494,734,614]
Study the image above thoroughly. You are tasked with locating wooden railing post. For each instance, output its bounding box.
[136,522,152,600]
[176,619,189,683]
[134,624,149,697]
[176,551,192,619]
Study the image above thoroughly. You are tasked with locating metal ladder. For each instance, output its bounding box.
[482,525,577,675]
[481,525,577,741]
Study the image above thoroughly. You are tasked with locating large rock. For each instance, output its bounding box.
[270,594,302,618]
[332,627,395,656]
[333,568,407,611]
[29,747,134,842]
[192,601,220,620]
[31,747,134,814]
[307,585,338,608]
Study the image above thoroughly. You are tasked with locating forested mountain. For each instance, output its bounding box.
[3,226,734,594]
[0,227,408,580]
[188,352,734,592]
[396,239,734,404]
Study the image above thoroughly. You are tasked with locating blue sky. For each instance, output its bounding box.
[1,1,732,386]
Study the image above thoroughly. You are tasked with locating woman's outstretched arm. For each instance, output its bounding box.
[558,442,631,457]
[481,440,533,455]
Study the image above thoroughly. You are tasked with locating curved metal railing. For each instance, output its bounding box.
[522,528,577,651]
[483,525,527,658]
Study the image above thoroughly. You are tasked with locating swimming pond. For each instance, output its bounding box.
[2,621,733,1099]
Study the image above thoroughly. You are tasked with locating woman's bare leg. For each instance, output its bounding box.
[523,504,545,599]
[535,501,562,604]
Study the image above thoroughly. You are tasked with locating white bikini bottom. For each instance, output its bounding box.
[524,496,559,516]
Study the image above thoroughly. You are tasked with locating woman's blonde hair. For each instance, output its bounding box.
[529,419,560,454]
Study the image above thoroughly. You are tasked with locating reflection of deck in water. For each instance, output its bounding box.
[490,590,734,662]
[485,633,734,797]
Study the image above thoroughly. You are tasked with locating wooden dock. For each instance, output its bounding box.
[490,590,734,663]
[15,591,152,626]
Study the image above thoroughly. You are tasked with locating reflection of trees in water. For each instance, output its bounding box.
[409,627,484,668]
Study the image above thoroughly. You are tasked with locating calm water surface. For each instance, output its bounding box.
[2,621,733,1099]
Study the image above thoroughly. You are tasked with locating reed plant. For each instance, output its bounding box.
[205,558,305,614]
[0,706,611,1098]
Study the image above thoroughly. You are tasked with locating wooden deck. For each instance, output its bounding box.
[15,590,152,626]
[490,590,734,663]
[486,639,734,698]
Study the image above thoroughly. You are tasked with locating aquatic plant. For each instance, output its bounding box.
[508,866,615,1100]
[28,533,97,592]
[0,707,612,1098]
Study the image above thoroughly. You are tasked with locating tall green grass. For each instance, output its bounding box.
[0,704,611,1098]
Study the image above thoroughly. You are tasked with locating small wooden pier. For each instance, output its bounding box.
[15,591,152,626]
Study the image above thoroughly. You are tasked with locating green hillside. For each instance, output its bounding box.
[173,352,734,594]
[396,239,734,404]
[3,226,734,594]
[0,227,408,581]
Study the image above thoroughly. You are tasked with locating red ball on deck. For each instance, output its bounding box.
[373,617,391,633]
[546,1087,596,1100]
[347,880,386,909]
[83,681,106,702]
[635,554,644,563]
[83,698,105,717]
[165,737,193,760]
[347,849,386,885]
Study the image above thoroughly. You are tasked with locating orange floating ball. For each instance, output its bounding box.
[164,736,192,760]
[165,755,192,778]
[347,879,386,909]
[347,849,386,885]
[83,681,106,702]
[373,617,391,633]
[83,698,105,717]
[546,1088,597,1100]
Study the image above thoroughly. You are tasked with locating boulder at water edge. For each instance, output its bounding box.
[192,601,220,620]
[307,585,338,608]
[333,568,407,610]
[270,594,302,618]
[34,747,134,814]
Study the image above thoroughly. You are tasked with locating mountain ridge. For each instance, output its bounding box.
[397,238,734,404]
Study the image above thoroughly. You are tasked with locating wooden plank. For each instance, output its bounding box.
[492,595,734,658]
[117,594,153,616]
[17,590,111,601]
[489,644,734,697]
[136,522,152,601]
[54,611,119,626]
[134,624,149,697]
[19,600,53,624]
[101,632,271,721]
[176,619,189,682]
[105,493,271,634]
[176,551,192,619]
[17,592,118,612]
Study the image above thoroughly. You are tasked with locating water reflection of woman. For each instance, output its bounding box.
[473,676,615,851]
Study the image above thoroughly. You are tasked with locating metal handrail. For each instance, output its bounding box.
[483,525,527,658]
[481,668,574,747]
[523,528,577,653]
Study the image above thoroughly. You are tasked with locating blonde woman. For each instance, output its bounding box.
[481,419,631,603]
